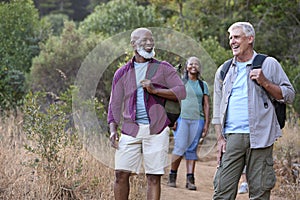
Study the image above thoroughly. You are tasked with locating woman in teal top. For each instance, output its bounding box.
[167,56,210,190]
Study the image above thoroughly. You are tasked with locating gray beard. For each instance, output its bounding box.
[137,47,155,59]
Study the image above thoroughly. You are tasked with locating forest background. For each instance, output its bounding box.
[0,0,299,199]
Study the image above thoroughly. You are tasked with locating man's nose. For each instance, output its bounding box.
[145,39,153,45]
[230,38,236,44]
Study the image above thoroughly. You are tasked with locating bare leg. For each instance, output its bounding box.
[170,154,183,170]
[186,159,197,190]
[186,159,196,174]
[114,170,131,200]
[146,174,161,200]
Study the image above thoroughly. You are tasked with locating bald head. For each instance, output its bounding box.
[130,28,152,44]
[130,27,155,60]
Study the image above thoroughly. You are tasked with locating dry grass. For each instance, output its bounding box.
[0,112,298,199]
[273,120,300,200]
[0,113,146,200]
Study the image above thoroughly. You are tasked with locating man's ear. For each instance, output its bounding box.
[130,40,135,47]
[248,36,254,45]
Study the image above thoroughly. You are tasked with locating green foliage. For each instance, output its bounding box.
[35,0,73,16]
[41,13,69,36]
[23,91,84,197]
[23,91,70,164]
[34,0,93,21]
[30,21,99,95]
[250,0,299,65]
[281,60,300,114]
[0,0,41,72]
[0,67,27,112]
[201,36,232,67]
[79,0,163,36]
[155,0,299,115]
[0,0,49,111]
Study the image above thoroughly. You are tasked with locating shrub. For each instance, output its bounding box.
[0,0,48,111]
[30,21,98,95]
[23,91,84,198]
[79,0,163,36]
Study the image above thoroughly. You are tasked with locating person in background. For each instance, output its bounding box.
[212,22,295,199]
[238,166,248,194]
[108,27,186,200]
[167,56,210,190]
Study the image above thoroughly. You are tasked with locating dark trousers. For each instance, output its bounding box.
[213,134,276,200]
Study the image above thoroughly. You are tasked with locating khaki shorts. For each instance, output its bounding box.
[115,124,170,174]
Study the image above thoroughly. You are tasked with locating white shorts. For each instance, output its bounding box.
[115,124,170,174]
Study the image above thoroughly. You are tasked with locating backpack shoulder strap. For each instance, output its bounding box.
[182,78,204,94]
[220,58,233,81]
[252,54,268,108]
[146,61,160,79]
[145,61,160,101]
[221,54,268,80]
[252,54,268,69]
[198,79,204,94]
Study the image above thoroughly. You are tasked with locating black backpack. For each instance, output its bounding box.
[221,54,286,129]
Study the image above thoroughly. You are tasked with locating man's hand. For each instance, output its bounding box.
[141,79,157,94]
[214,124,226,167]
[110,132,119,149]
[250,69,267,85]
[217,136,226,166]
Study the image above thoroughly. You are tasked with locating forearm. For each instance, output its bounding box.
[260,79,283,100]
[204,95,210,125]
[151,88,178,101]
[214,124,223,140]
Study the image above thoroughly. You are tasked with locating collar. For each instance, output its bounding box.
[232,51,257,67]
[129,56,156,68]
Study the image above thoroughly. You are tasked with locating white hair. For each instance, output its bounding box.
[228,22,255,46]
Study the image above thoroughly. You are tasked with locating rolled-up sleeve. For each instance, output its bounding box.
[161,61,186,101]
[263,57,295,104]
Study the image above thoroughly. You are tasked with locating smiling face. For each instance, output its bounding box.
[229,27,254,62]
[131,28,155,60]
[186,57,201,78]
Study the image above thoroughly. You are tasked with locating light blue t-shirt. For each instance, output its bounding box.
[180,79,209,120]
[134,62,149,124]
[225,60,252,134]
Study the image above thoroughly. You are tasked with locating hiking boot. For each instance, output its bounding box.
[186,176,197,190]
[167,173,177,187]
[238,182,248,194]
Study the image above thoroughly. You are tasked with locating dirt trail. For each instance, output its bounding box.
[160,146,281,200]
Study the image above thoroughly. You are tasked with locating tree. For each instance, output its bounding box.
[153,0,299,114]
[0,0,46,111]
[41,13,69,36]
[79,0,163,37]
[30,21,99,95]
[33,0,73,17]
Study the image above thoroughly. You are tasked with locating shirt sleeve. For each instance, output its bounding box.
[263,57,295,104]
[212,66,223,125]
[107,68,125,125]
[203,81,210,96]
[161,61,186,101]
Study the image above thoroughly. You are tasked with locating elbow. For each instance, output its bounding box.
[173,86,186,101]
[281,86,296,104]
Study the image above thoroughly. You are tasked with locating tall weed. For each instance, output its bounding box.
[0,92,146,199]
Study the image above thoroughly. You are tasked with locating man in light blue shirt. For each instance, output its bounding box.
[212,22,295,200]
